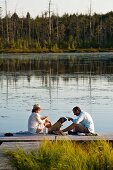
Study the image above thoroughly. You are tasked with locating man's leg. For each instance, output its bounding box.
[73,123,89,133]
[62,123,77,132]
[62,123,89,133]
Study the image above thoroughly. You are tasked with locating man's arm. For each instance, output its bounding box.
[73,112,84,124]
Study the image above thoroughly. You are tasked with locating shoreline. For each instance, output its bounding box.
[0,48,113,54]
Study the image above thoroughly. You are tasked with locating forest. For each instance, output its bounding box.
[0,11,113,52]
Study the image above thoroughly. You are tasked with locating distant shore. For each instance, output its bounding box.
[0,48,113,54]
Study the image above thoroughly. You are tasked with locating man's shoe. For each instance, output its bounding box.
[85,132,98,136]
[68,131,77,135]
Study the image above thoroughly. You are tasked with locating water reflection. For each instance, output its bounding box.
[0,53,113,133]
[0,53,113,75]
[0,53,113,87]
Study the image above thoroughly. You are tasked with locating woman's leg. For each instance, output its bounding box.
[36,128,42,133]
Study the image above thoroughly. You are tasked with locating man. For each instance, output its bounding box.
[62,106,95,135]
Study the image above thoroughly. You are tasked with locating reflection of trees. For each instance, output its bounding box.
[0,55,113,84]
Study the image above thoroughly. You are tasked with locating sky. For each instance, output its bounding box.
[0,0,113,18]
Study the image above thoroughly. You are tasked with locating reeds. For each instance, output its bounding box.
[6,140,113,170]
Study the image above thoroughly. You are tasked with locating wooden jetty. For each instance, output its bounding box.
[0,133,113,170]
[1,133,113,144]
[1,133,113,151]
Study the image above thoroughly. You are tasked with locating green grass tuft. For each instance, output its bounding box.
[5,140,113,170]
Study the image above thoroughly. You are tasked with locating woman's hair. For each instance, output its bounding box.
[32,107,40,113]
[72,106,81,112]
[32,104,41,113]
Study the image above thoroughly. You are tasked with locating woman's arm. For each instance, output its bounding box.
[36,114,45,124]
[41,116,48,120]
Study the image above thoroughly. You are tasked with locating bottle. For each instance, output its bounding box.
[43,127,46,135]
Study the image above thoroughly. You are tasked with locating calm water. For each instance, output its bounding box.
[0,53,113,133]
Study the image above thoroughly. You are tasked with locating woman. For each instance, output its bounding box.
[28,103,51,134]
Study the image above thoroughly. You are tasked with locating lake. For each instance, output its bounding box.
[0,53,113,133]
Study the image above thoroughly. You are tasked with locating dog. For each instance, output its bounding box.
[48,117,67,134]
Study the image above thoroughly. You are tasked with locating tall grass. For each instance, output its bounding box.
[6,140,113,170]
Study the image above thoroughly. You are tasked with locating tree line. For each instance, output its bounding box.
[0,11,113,51]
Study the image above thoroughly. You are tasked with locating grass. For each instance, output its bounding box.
[5,140,113,170]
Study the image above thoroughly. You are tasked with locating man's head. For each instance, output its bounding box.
[32,103,41,113]
[72,106,81,116]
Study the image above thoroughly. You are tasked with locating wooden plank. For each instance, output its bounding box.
[0,135,55,142]
[1,134,113,143]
